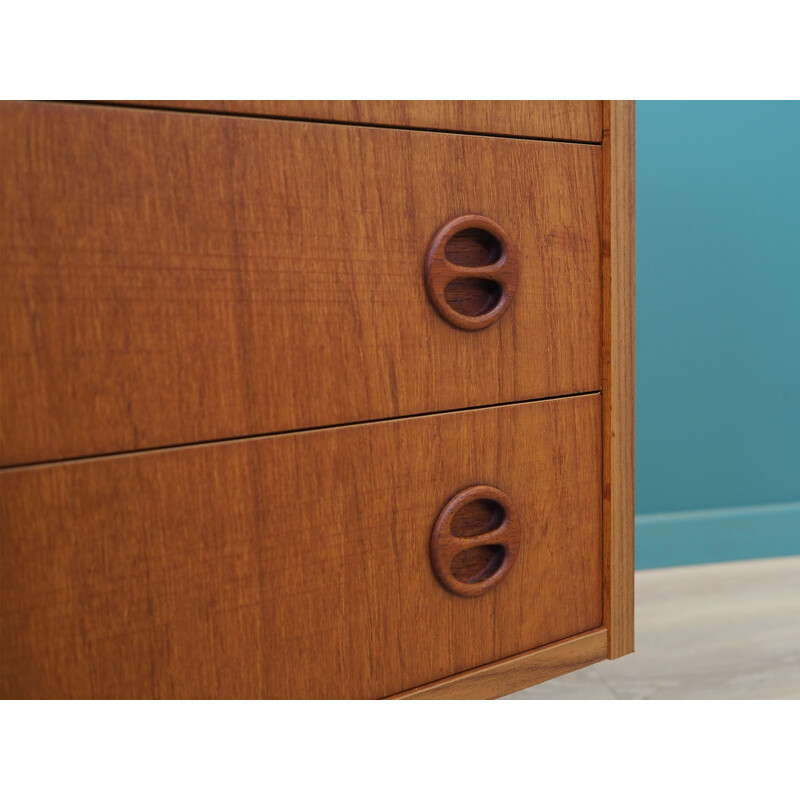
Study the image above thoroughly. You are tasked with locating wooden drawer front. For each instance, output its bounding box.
[115,100,603,142]
[0,102,601,465]
[0,395,602,699]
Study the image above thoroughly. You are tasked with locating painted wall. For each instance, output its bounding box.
[635,101,800,568]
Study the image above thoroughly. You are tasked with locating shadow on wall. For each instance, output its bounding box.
[635,101,800,569]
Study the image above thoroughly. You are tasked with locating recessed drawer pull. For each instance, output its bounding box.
[425,215,519,330]
[430,484,521,597]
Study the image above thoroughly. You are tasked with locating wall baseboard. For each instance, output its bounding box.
[636,502,800,569]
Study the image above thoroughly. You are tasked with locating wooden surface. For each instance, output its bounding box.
[0,395,603,699]
[601,101,636,659]
[110,101,603,143]
[504,557,800,699]
[0,101,602,466]
[0,99,633,699]
[393,628,608,699]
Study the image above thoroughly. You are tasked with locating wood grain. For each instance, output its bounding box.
[392,628,608,699]
[0,101,602,466]
[601,101,636,658]
[0,395,603,699]
[109,101,603,143]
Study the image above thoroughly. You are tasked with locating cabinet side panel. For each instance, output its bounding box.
[602,101,635,658]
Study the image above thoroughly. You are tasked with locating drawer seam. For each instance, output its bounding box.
[60,101,604,146]
[1,390,601,472]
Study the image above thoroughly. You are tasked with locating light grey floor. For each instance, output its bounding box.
[502,555,800,700]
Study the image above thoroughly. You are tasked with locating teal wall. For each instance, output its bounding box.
[636,101,800,568]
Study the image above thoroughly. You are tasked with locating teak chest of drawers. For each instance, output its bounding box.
[0,100,635,699]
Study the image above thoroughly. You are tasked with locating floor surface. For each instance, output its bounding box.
[502,555,800,700]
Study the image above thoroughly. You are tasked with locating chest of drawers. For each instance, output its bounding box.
[0,100,634,698]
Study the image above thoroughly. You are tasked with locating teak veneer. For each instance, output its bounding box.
[0,100,634,699]
[1,101,601,466]
[0,398,602,699]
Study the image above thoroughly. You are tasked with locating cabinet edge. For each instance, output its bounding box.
[601,100,636,659]
[387,628,608,700]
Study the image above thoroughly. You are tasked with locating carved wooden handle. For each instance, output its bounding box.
[425,215,519,330]
[430,485,520,597]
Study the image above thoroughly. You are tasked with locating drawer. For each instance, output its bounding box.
[114,100,603,142]
[0,394,602,699]
[0,102,601,465]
